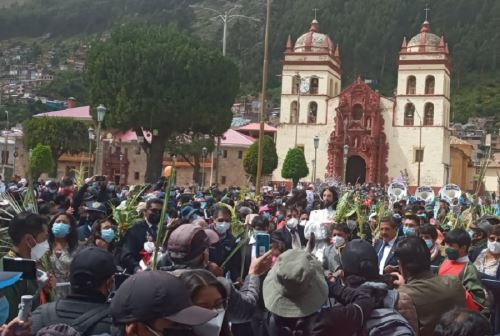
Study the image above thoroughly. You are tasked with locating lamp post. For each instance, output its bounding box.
[407,99,422,186]
[2,110,8,179]
[94,104,106,175]
[119,153,124,185]
[343,144,349,184]
[201,147,208,191]
[313,135,319,183]
[87,127,94,177]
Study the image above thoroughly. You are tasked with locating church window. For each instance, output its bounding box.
[404,103,415,126]
[352,104,363,121]
[415,148,424,163]
[406,76,416,95]
[424,103,434,126]
[366,117,372,129]
[310,77,319,94]
[329,79,333,96]
[335,82,339,96]
[425,76,435,95]
[292,75,300,94]
[308,102,318,124]
[290,101,298,123]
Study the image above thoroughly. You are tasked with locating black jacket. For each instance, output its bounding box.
[271,226,306,251]
[209,232,240,281]
[119,220,156,273]
[374,236,402,270]
[30,292,111,336]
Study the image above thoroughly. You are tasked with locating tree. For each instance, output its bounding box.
[164,133,215,186]
[86,24,239,182]
[22,117,88,175]
[281,147,309,187]
[243,135,278,183]
[29,144,54,179]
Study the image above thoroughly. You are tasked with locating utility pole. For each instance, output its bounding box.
[255,0,271,197]
[190,4,259,187]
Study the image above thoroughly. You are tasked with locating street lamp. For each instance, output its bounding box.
[343,144,349,184]
[201,147,208,191]
[119,153,124,185]
[87,127,94,177]
[94,104,106,175]
[407,99,422,187]
[313,135,319,183]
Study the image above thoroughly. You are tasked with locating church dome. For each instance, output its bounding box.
[406,21,442,52]
[294,20,334,53]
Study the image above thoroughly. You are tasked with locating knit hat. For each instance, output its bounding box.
[263,249,328,318]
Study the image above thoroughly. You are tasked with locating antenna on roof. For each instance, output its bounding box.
[312,8,319,20]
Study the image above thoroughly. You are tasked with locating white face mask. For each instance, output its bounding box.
[488,240,500,254]
[332,235,345,248]
[215,221,231,235]
[300,220,307,226]
[30,240,49,261]
[193,309,225,336]
[286,218,298,229]
[144,241,155,253]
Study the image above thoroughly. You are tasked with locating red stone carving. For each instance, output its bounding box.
[326,79,389,184]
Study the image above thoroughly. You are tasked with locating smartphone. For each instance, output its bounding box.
[3,258,37,280]
[95,175,106,182]
[255,233,270,257]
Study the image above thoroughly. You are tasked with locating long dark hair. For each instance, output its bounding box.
[321,186,339,210]
[87,218,118,252]
[48,212,78,253]
[178,269,228,303]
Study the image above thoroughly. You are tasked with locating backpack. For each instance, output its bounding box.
[361,283,416,336]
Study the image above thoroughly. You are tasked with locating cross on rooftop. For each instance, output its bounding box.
[424,6,431,21]
[312,8,319,20]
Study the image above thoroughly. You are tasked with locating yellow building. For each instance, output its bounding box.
[449,136,474,191]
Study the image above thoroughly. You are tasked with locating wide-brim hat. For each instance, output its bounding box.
[263,249,328,318]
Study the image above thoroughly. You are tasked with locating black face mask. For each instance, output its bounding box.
[148,213,161,225]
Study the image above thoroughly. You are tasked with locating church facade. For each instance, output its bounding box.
[274,19,452,189]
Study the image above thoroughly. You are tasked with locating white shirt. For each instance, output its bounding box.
[305,208,336,262]
[378,236,398,275]
[286,226,302,250]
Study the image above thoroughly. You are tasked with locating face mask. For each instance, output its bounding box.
[467,230,475,239]
[277,214,284,222]
[300,220,307,226]
[101,228,115,243]
[48,188,57,194]
[215,222,231,235]
[193,309,225,336]
[286,218,298,229]
[51,223,70,238]
[488,240,500,254]
[144,241,155,253]
[403,226,416,237]
[262,212,270,220]
[424,239,434,250]
[148,213,161,225]
[445,247,460,261]
[346,220,357,231]
[30,239,49,260]
[332,235,345,248]
[200,202,207,209]
[0,296,9,325]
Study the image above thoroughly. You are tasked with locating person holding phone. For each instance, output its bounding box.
[0,212,49,322]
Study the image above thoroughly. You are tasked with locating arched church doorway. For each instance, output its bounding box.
[346,156,366,185]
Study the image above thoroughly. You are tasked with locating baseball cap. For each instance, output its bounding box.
[167,224,219,261]
[0,272,22,289]
[111,271,217,325]
[70,247,117,290]
[263,249,328,318]
[84,201,107,215]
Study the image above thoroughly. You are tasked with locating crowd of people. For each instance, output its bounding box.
[0,175,499,336]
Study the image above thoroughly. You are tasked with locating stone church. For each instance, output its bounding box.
[274,18,452,189]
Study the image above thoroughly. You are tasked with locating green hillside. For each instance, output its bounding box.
[0,0,499,122]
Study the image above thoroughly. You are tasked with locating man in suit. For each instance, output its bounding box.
[374,216,401,274]
[272,207,306,252]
